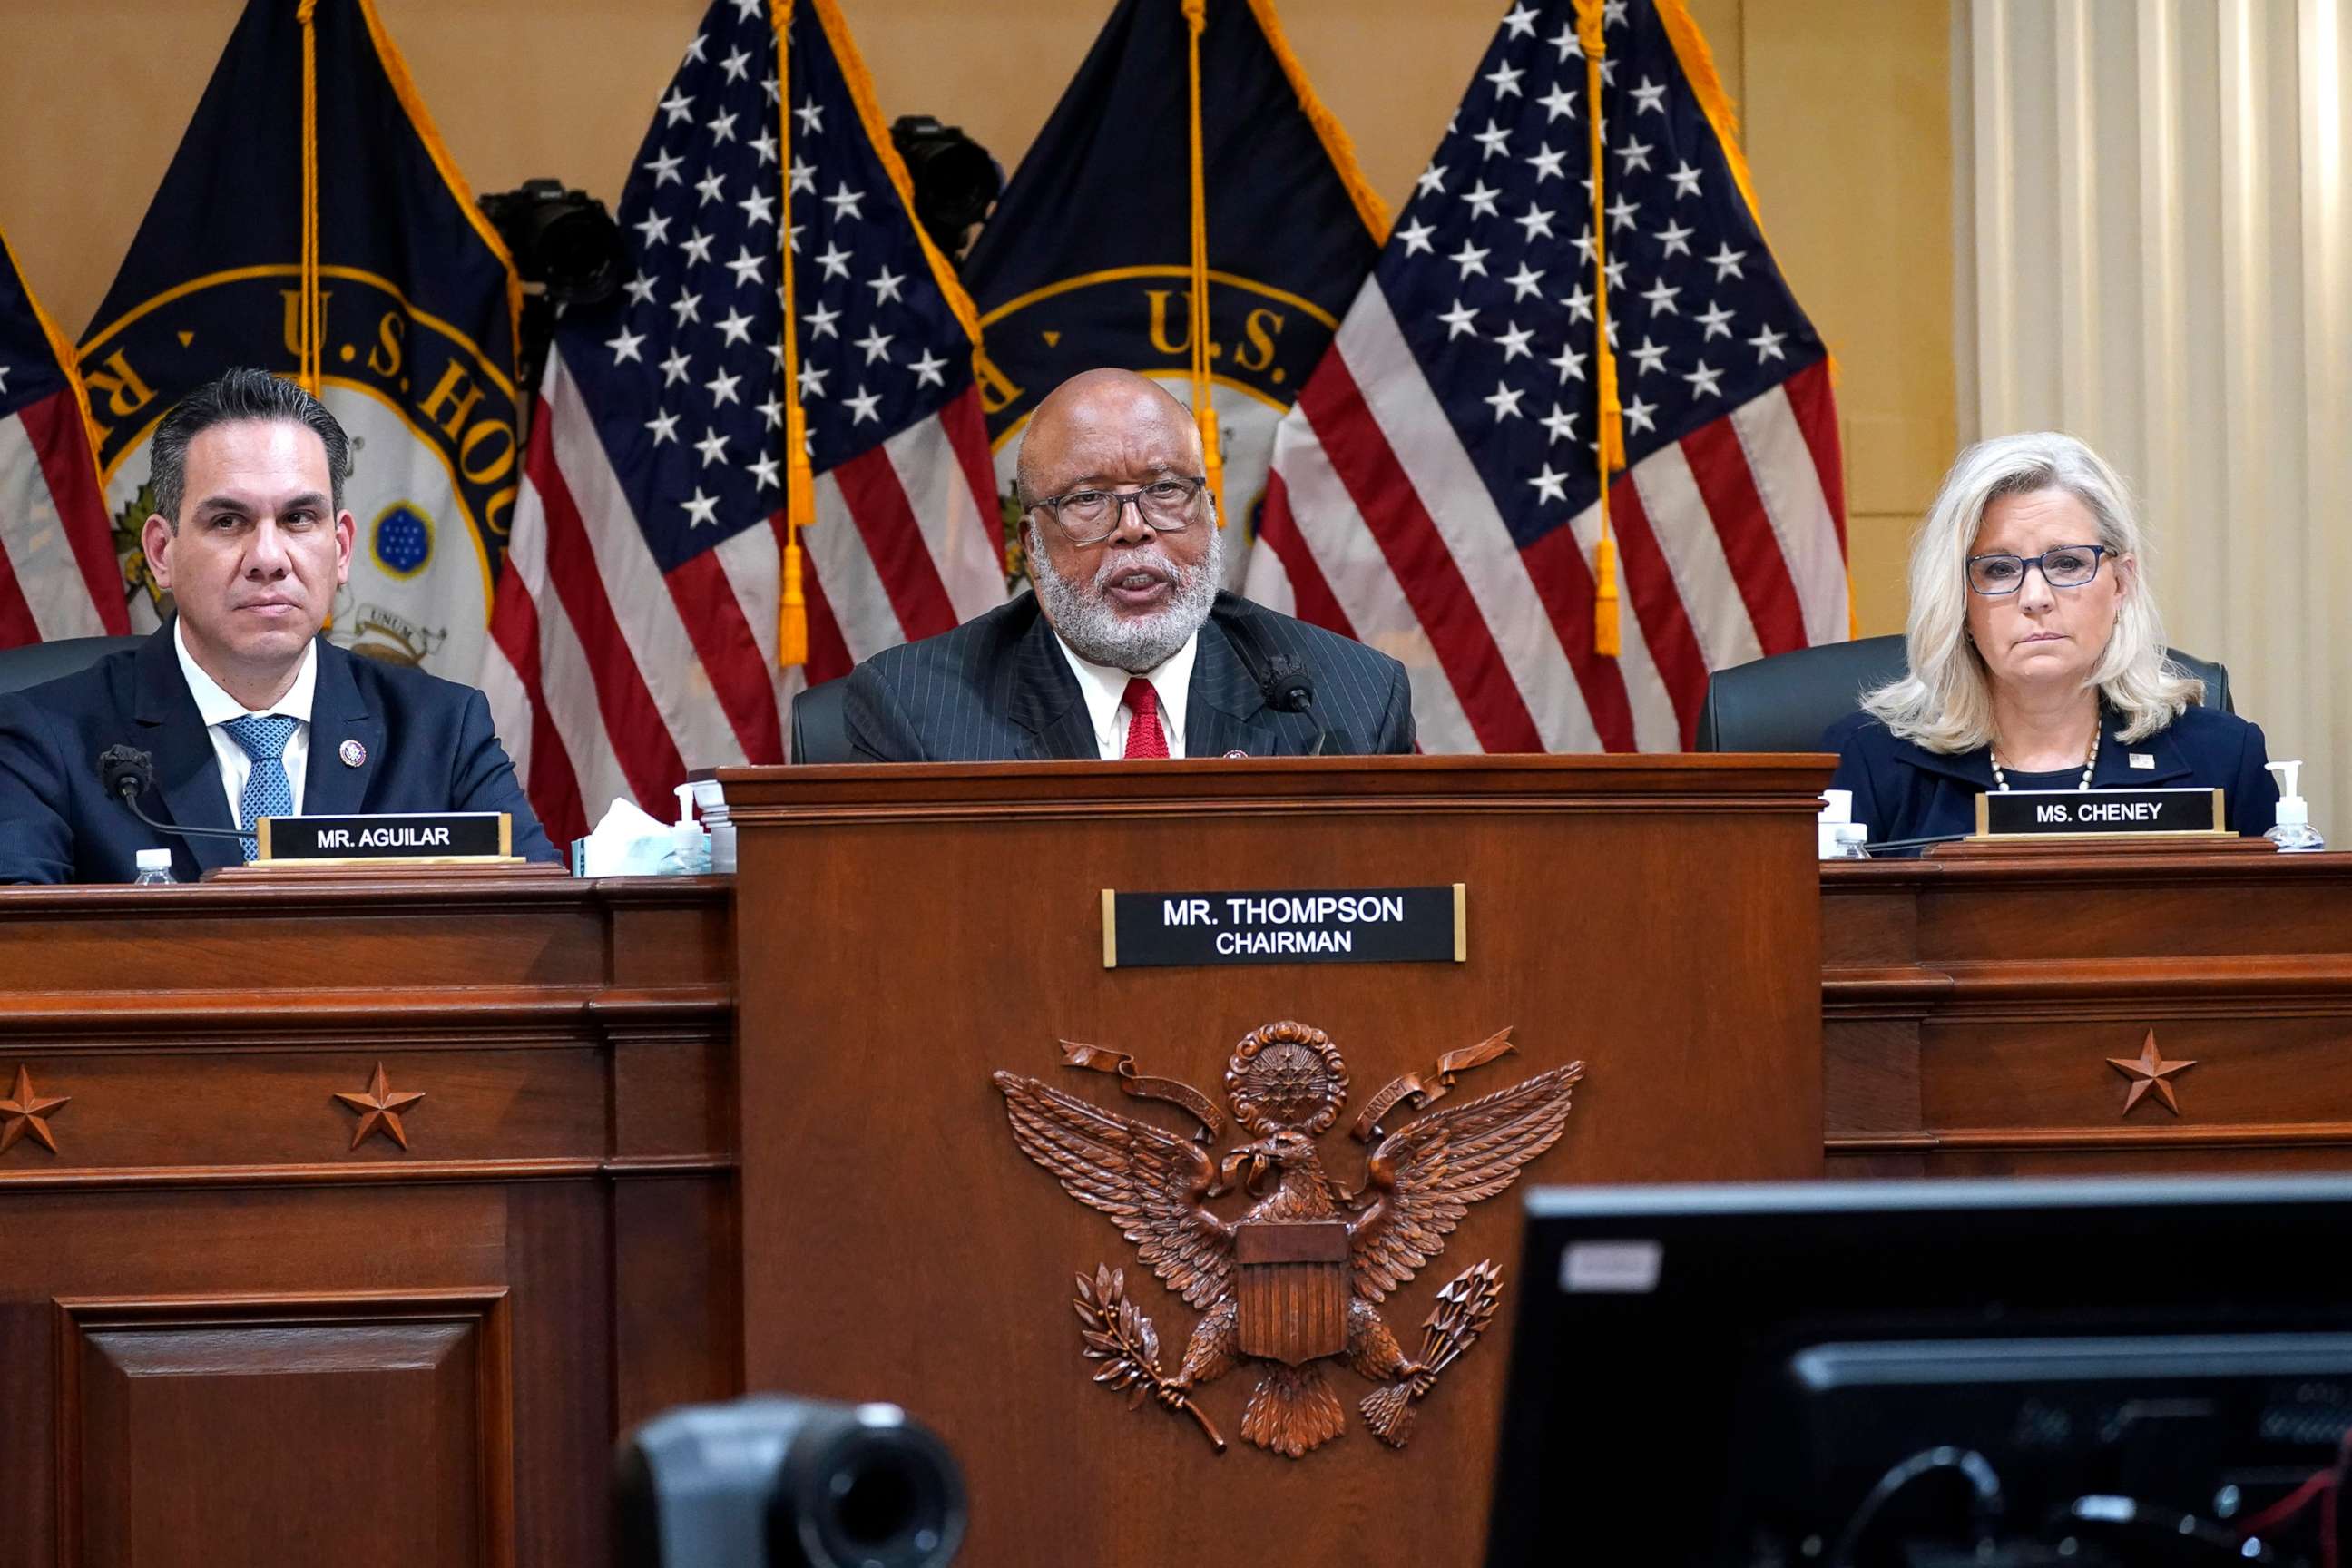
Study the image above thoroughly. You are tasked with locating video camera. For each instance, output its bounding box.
[616,1396,965,1568]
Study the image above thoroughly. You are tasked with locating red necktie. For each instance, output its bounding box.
[1122,677,1168,759]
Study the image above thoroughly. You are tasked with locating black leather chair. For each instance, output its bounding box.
[1690,633,2233,752]
[0,634,145,697]
[789,677,857,763]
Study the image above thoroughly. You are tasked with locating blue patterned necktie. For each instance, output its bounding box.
[220,713,299,863]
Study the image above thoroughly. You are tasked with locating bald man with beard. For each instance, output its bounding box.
[838,369,1416,761]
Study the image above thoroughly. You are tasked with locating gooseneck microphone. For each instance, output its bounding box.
[1859,831,1970,856]
[96,744,258,848]
[1258,652,1330,758]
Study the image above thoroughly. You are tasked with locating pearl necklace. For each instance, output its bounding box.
[1991,717,2100,792]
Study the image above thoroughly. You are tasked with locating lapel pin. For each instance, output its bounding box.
[2129,753,2154,769]
[339,739,368,769]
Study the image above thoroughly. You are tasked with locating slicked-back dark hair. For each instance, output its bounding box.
[149,367,353,529]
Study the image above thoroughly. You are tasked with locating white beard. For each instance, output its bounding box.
[1032,522,1224,673]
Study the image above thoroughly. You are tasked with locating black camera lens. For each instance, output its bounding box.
[778,1415,963,1565]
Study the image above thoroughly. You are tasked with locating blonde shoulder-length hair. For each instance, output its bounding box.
[1861,431,2201,752]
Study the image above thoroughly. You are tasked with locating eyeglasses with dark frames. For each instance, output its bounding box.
[1966,544,2111,596]
[1026,476,1209,546]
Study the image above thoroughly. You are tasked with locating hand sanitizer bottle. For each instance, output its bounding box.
[657,783,712,875]
[2264,760,2326,851]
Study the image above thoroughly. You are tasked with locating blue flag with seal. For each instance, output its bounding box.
[77,0,521,680]
[959,0,1387,582]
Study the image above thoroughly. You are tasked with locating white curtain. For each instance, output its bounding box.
[1956,0,2352,836]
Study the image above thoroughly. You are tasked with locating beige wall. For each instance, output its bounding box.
[0,0,1948,634]
[1731,0,1955,637]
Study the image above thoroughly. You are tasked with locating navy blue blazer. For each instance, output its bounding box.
[843,591,1416,761]
[1825,702,2280,852]
[0,624,558,883]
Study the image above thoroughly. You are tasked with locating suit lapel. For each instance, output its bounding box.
[1188,620,1282,758]
[1005,606,1095,760]
[303,642,382,815]
[132,624,242,873]
[2091,709,2192,787]
[1895,740,1995,790]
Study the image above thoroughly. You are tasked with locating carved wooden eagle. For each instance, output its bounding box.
[994,1020,1582,1456]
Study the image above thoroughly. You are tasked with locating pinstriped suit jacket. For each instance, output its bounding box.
[841,592,1416,761]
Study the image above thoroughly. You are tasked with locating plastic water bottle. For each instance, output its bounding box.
[132,848,177,885]
[2265,760,2327,851]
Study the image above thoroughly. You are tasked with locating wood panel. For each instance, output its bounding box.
[56,1290,513,1568]
[0,875,738,1568]
[1823,846,2352,1175]
[0,879,605,994]
[612,1177,741,1430]
[721,755,1831,1568]
[0,1042,602,1171]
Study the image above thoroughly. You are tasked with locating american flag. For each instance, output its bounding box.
[0,229,126,647]
[485,0,1003,839]
[1243,0,1847,752]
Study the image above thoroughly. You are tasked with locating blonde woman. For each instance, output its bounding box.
[1826,432,2278,850]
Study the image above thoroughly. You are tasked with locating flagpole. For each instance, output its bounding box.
[1181,0,1226,525]
[1574,0,1620,660]
[769,0,811,668]
[297,0,323,397]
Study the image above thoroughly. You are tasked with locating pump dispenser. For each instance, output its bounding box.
[2264,760,2326,851]
[659,783,713,874]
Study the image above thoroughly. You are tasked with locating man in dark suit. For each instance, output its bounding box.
[0,368,554,883]
[843,369,1415,760]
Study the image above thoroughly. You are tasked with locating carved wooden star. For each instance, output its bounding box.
[2107,1031,2195,1116]
[0,1064,70,1155]
[335,1063,426,1150]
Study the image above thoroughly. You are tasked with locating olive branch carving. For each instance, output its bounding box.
[1073,1265,1227,1453]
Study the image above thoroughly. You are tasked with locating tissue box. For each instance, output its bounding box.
[572,832,674,877]
[572,796,679,876]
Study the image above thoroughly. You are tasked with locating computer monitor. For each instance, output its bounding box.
[1485,1176,2352,1568]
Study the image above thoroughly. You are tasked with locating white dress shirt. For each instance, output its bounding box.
[175,618,318,822]
[1054,632,1199,760]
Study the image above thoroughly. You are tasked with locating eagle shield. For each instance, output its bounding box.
[1234,1219,1350,1365]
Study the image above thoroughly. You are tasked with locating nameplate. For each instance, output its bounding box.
[1101,886,1465,969]
[1974,788,2225,838]
[257,812,515,864]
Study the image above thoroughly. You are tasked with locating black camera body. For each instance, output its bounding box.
[615,1396,965,1568]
